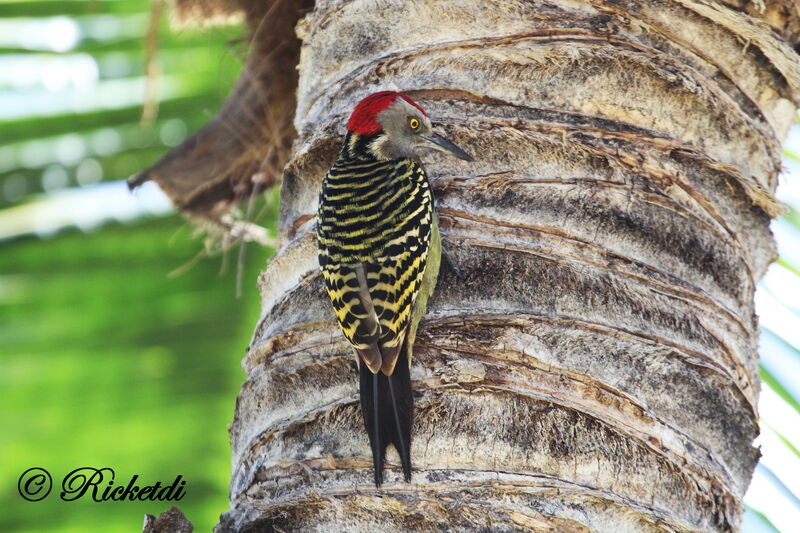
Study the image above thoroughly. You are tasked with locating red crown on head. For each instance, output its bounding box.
[346,91,427,136]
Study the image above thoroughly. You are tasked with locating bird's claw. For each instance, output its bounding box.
[442,245,465,281]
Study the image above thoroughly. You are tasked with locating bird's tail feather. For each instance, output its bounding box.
[359,347,413,486]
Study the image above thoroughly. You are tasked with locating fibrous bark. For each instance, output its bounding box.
[211,1,799,532]
[130,0,313,222]
[143,506,194,533]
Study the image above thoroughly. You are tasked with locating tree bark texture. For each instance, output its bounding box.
[220,1,799,531]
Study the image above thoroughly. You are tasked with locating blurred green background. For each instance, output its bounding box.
[1,1,799,532]
[0,1,275,531]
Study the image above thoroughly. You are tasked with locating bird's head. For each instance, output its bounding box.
[344,91,473,162]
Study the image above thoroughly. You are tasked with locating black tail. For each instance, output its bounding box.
[359,348,413,486]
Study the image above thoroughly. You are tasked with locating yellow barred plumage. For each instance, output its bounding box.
[317,91,470,486]
[317,155,433,374]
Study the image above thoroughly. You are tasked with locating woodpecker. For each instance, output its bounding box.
[317,91,472,485]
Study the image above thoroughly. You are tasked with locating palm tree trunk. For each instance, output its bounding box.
[218,1,799,531]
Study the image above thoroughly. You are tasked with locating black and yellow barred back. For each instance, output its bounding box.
[318,91,468,486]
[317,149,433,374]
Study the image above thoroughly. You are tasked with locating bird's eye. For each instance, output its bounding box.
[409,118,420,130]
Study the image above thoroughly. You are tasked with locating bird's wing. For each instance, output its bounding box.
[322,246,429,375]
[319,160,433,375]
[322,262,382,372]
[404,212,441,363]
[368,248,428,375]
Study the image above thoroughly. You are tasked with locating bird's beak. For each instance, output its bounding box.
[422,133,474,161]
